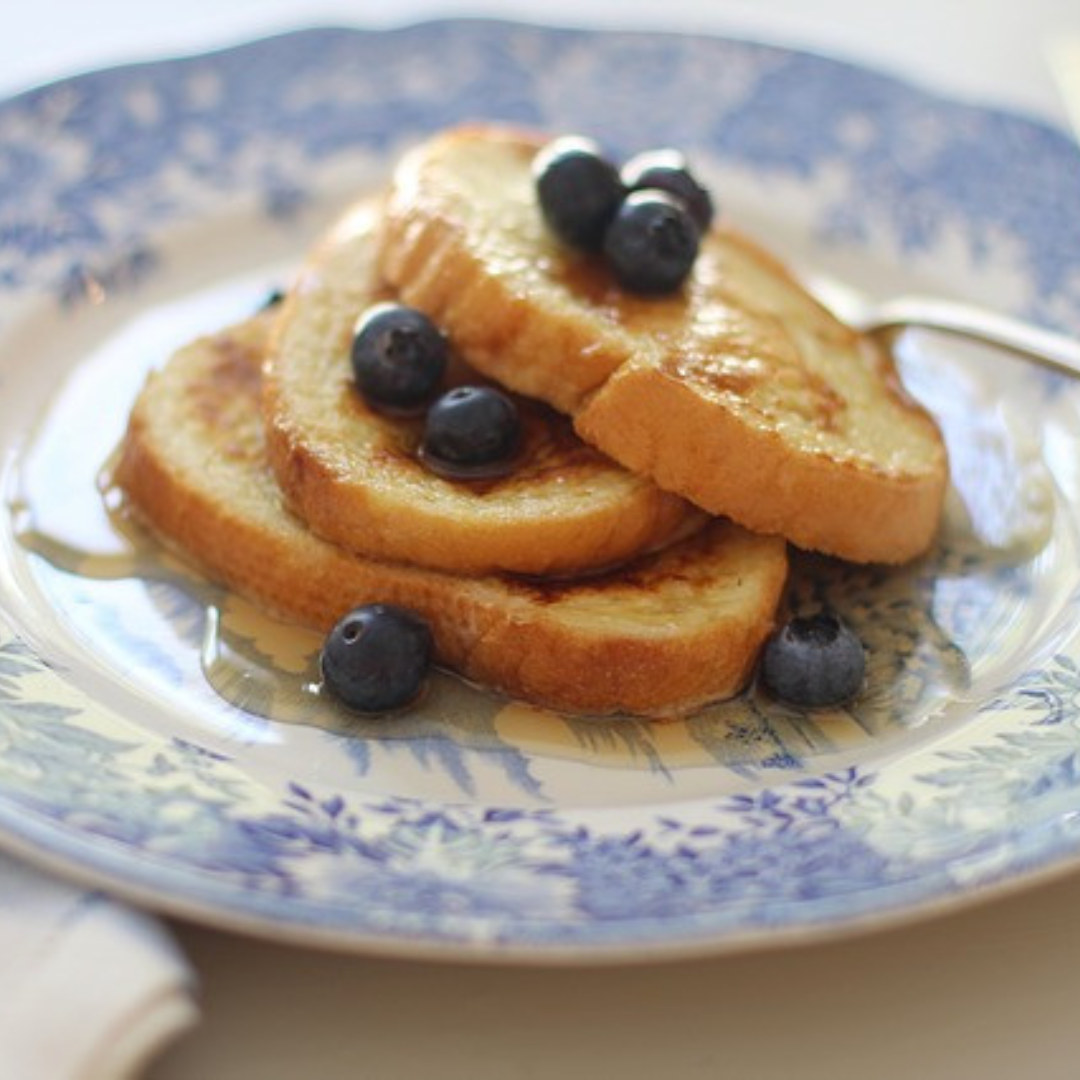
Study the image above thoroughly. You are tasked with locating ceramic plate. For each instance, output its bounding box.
[1,21,1080,962]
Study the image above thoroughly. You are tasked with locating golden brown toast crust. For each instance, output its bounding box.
[378,125,949,564]
[263,200,702,576]
[114,317,789,717]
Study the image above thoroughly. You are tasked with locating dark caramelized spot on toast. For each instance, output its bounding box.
[189,327,266,461]
[504,525,717,603]
[659,338,847,430]
[201,332,262,402]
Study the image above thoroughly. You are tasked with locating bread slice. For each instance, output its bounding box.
[263,199,702,577]
[378,125,949,564]
[113,315,788,717]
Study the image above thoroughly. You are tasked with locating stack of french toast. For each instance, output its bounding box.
[115,125,948,718]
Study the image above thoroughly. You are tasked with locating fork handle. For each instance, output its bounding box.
[867,298,1080,381]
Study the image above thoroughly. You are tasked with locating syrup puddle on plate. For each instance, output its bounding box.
[1,280,1072,805]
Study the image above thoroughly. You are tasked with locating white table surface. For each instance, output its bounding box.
[6,2,1080,1078]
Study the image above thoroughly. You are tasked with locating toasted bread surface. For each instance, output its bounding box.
[114,317,788,717]
[379,125,949,564]
[263,200,701,576]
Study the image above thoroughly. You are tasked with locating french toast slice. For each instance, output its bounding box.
[114,315,789,717]
[263,200,702,577]
[378,125,949,565]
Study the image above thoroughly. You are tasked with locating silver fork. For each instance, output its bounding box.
[804,274,1080,381]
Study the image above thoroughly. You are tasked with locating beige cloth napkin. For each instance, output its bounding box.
[0,852,198,1079]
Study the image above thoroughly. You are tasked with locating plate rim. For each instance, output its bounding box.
[2,17,1080,963]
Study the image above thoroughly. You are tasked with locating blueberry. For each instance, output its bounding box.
[602,190,700,295]
[321,604,434,713]
[351,303,448,414]
[760,612,866,708]
[533,136,625,250]
[620,149,714,232]
[421,386,520,473]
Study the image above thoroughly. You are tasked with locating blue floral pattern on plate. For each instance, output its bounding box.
[1,21,1080,959]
